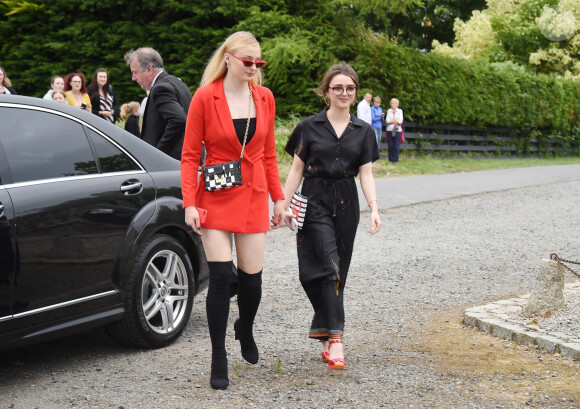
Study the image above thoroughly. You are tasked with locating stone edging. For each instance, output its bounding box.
[464,282,580,360]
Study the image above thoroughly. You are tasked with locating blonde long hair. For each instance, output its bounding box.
[120,101,140,119]
[200,31,263,87]
[0,66,12,87]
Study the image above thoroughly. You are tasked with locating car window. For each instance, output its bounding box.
[87,129,140,173]
[0,107,97,183]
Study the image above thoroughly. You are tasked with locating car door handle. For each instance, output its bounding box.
[0,203,4,218]
[120,180,143,195]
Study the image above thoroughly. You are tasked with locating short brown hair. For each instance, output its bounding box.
[316,61,359,100]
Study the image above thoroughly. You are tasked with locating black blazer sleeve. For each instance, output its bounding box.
[143,73,192,159]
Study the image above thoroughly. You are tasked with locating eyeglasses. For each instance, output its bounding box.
[330,86,357,96]
[70,80,82,84]
[228,53,267,69]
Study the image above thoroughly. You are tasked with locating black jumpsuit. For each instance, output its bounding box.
[285,110,379,339]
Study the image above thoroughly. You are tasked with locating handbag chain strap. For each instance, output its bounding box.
[239,82,253,160]
[202,83,253,168]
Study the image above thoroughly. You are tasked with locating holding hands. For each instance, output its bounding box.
[270,199,286,229]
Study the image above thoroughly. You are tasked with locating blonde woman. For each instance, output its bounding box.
[181,31,285,390]
[0,66,17,95]
[120,101,141,137]
[386,97,404,162]
[51,90,67,103]
[370,96,385,147]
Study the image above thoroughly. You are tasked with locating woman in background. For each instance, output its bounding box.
[88,68,120,123]
[0,66,17,95]
[120,101,141,137]
[64,72,91,111]
[386,97,403,163]
[52,90,67,103]
[43,75,64,100]
[370,96,384,148]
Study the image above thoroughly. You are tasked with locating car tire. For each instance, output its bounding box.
[108,234,195,348]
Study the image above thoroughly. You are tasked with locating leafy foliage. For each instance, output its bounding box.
[431,0,580,80]
[0,0,578,141]
[385,0,487,51]
[355,32,580,132]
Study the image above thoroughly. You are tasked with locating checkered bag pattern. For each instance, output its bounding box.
[289,191,308,230]
[203,160,242,191]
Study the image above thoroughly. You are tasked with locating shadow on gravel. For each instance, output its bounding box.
[0,328,137,380]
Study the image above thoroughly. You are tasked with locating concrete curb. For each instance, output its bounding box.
[464,282,580,360]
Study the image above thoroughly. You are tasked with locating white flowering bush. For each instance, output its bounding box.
[431,40,461,58]
[432,12,495,60]
[431,0,580,81]
[560,0,580,19]
[537,5,577,41]
[485,0,520,15]
[454,11,496,59]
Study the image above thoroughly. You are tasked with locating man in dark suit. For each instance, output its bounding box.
[124,47,192,160]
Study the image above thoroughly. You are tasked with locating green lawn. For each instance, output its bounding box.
[371,156,580,179]
[274,118,580,183]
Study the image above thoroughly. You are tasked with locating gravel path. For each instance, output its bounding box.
[1,178,580,408]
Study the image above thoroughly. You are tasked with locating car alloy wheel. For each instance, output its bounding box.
[141,248,189,335]
[108,234,195,348]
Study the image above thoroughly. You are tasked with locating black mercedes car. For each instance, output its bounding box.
[0,95,208,351]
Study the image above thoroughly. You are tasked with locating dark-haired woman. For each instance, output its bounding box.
[88,68,120,123]
[279,61,382,371]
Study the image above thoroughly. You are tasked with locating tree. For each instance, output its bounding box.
[384,0,487,51]
[431,0,580,80]
[0,0,422,112]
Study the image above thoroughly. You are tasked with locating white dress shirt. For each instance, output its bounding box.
[357,99,372,125]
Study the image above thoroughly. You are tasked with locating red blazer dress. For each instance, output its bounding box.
[181,77,284,233]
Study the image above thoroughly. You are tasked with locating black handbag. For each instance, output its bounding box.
[203,160,242,191]
[203,84,252,192]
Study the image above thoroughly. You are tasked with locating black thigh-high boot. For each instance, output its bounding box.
[206,261,233,389]
[234,268,261,364]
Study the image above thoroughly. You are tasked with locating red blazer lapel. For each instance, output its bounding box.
[211,78,243,156]
[253,86,267,139]
[212,79,267,164]
[242,85,268,164]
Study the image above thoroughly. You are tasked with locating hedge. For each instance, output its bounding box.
[352,39,580,136]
